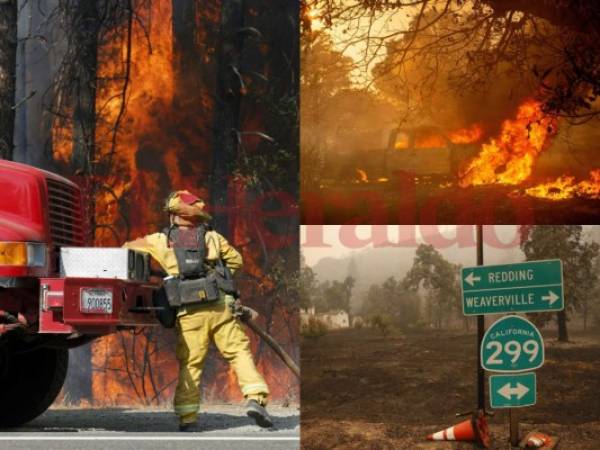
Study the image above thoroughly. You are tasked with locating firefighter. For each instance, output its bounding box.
[124,190,271,431]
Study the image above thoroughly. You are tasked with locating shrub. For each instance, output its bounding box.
[301,316,328,338]
[369,314,391,337]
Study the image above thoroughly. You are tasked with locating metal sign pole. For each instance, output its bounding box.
[510,408,519,447]
[476,225,485,412]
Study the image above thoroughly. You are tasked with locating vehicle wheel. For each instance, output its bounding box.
[0,346,68,427]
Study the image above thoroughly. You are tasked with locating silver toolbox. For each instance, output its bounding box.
[60,248,150,281]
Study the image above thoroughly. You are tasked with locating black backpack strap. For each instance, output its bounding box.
[167,224,208,280]
[163,225,176,247]
[195,224,208,264]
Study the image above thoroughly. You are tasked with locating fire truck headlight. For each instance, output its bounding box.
[26,243,47,267]
[0,242,46,267]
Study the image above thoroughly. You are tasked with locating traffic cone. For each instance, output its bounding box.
[475,410,490,449]
[426,412,490,448]
[520,431,557,449]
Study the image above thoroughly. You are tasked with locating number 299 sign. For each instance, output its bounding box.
[481,315,544,372]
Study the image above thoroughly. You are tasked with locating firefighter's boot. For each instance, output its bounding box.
[178,422,197,432]
[246,397,273,428]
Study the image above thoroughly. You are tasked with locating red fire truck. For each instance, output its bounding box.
[0,160,158,427]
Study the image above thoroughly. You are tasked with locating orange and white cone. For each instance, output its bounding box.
[525,432,554,448]
[427,418,477,443]
[427,412,489,448]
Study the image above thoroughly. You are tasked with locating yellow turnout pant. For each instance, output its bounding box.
[173,298,270,424]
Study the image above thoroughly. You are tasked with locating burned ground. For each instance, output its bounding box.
[301,327,600,449]
[302,184,600,225]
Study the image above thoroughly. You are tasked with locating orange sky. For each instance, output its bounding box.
[307,3,415,85]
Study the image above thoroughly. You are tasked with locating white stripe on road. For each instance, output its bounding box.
[0,437,299,441]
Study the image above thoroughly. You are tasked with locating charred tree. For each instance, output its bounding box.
[211,0,246,234]
[238,0,300,371]
[0,0,17,160]
[59,0,103,405]
[172,0,216,111]
[171,0,218,210]
[68,0,100,176]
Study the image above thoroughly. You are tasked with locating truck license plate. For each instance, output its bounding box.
[80,289,113,314]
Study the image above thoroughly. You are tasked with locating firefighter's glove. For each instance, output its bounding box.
[229,298,245,319]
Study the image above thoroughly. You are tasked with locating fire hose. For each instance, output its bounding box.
[231,303,300,379]
[149,283,300,379]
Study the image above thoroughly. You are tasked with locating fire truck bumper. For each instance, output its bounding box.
[39,277,159,334]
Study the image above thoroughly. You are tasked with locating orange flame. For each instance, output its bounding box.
[448,124,483,144]
[414,133,446,149]
[356,168,368,182]
[525,170,600,200]
[394,124,482,151]
[459,100,557,187]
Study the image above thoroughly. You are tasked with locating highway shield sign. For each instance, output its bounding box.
[462,259,563,315]
[481,315,544,372]
[490,373,536,408]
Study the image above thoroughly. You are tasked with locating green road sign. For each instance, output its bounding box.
[481,315,544,372]
[490,373,536,408]
[462,259,564,315]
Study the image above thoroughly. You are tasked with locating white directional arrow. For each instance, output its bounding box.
[498,382,529,400]
[464,272,481,287]
[541,290,560,306]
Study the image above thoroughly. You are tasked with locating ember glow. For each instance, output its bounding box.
[458,100,557,187]
[356,168,368,182]
[525,170,600,201]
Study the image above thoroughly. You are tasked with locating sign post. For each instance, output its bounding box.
[461,259,564,316]
[489,373,536,408]
[476,226,485,413]
[482,315,545,448]
[461,253,563,448]
[481,315,545,373]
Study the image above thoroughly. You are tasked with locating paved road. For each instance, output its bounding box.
[0,405,300,450]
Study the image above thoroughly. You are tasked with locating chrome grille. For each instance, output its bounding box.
[46,179,84,246]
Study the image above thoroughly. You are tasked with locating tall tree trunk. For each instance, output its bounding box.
[557,310,569,342]
[211,0,246,235]
[0,0,17,160]
[70,0,99,175]
[62,0,100,405]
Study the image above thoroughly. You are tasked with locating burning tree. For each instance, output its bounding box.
[300,29,354,189]
[5,0,299,407]
[519,225,600,342]
[308,0,600,120]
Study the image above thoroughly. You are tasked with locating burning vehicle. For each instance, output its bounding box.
[0,159,158,427]
[303,98,600,224]
[323,124,482,186]
[384,125,482,184]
